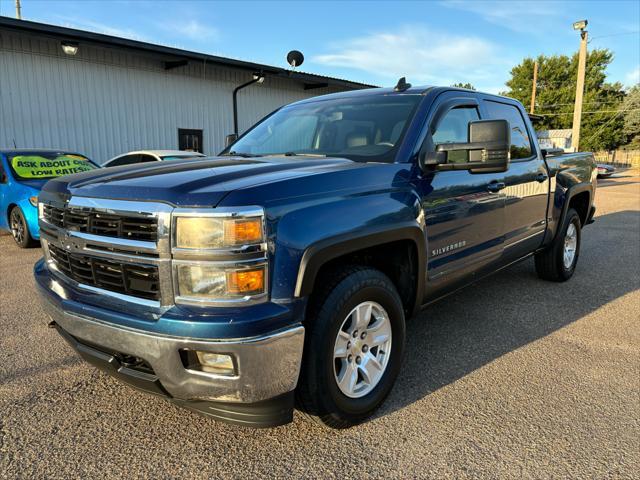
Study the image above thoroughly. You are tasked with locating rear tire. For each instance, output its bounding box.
[535,208,581,281]
[296,266,405,429]
[9,206,37,248]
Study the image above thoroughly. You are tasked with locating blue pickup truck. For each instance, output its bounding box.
[34,85,596,428]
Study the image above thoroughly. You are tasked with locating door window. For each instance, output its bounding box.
[106,154,141,167]
[432,106,480,163]
[483,101,533,159]
[137,154,158,164]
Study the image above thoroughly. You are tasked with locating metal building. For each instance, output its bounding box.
[0,17,371,163]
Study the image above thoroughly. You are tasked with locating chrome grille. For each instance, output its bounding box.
[40,198,173,306]
[43,204,158,241]
[48,244,160,300]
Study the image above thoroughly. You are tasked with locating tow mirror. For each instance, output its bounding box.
[225,133,238,148]
[421,119,510,173]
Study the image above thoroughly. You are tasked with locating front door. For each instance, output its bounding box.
[482,99,549,260]
[417,94,506,299]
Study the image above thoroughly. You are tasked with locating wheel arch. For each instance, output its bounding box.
[294,223,426,317]
[7,202,18,223]
[556,183,592,239]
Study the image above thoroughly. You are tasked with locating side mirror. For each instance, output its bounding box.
[421,119,510,173]
[225,133,238,148]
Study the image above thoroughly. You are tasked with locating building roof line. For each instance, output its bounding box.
[0,16,376,90]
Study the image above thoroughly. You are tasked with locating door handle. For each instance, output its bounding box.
[536,173,548,182]
[487,181,506,193]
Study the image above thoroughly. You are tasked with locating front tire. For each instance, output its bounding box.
[9,206,37,248]
[296,266,405,428]
[535,208,581,281]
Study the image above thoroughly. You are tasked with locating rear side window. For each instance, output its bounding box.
[107,154,142,167]
[483,101,533,159]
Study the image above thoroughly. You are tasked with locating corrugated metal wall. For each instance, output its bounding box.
[0,29,350,163]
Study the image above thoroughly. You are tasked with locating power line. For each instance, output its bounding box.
[589,31,640,41]
[537,108,639,116]
[537,100,622,108]
[582,106,634,144]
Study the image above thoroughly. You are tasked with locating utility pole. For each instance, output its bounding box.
[530,60,538,114]
[571,20,589,151]
[15,0,22,19]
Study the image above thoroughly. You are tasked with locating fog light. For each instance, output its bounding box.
[195,351,235,375]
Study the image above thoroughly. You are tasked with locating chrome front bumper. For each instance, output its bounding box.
[38,289,305,405]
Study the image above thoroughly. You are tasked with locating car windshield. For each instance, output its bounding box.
[223,94,423,162]
[9,152,96,180]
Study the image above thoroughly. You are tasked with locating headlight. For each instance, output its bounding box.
[174,210,264,250]
[172,207,267,305]
[174,262,267,303]
[29,196,38,207]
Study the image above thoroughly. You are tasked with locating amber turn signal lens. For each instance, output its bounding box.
[223,218,263,245]
[226,268,265,295]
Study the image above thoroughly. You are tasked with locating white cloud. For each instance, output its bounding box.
[48,16,149,42]
[625,67,640,87]
[160,19,219,41]
[441,0,559,32]
[313,26,508,90]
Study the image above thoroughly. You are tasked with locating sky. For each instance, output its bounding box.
[1,0,639,93]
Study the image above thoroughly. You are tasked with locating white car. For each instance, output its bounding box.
[102,150,205,168]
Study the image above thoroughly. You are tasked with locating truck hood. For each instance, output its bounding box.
[41,155,369,206]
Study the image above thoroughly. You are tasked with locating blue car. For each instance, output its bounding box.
[0,149,98,247]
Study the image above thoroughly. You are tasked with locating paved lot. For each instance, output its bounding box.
[1,173,639,479]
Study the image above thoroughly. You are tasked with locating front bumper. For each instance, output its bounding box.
[36,264,305,427]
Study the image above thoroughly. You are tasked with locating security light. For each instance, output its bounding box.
[253,73,265,84]
[572,20,588,31]
[61,41,79,56]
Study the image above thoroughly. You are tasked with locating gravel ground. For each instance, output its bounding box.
[1,172,639,479]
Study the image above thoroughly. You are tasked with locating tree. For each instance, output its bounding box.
[622,84,640,148]
[451,82,476,90]
[503,49,626,151]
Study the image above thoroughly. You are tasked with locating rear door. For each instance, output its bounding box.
[481,99,549,259]
[418,92,507,296]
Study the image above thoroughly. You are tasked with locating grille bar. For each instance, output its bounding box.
[48,244,160,300]
[43,205,158,242]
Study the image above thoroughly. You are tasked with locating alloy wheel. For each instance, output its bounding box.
[333,301,392,398]
[563,222,578,269]
[10,210,25,245]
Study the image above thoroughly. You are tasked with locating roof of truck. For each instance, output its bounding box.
[288,85,519,106]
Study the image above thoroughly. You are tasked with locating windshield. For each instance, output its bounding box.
[9,152,96,180]
[224,94,422,162]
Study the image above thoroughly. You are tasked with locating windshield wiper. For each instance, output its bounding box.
[223,151,259,158]
[282,152,327,157]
